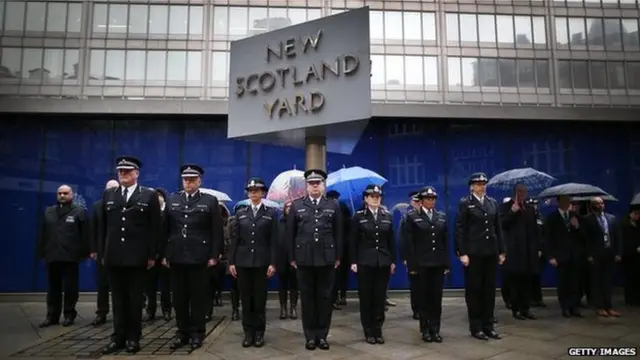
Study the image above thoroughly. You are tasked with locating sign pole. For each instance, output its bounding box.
[305,135,326,171]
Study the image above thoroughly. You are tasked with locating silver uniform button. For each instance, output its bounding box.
[121,238,125,242]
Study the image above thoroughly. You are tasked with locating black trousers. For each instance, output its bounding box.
[206,264,224,312]
[463,255,497,332]
[333,257,349,302]
[508,272,532,314]
[590,251,615,310]
[144,263,171,315]
[531,255,547,303]
[556,259,581,311]
[408,272,418,313]
[500,267,510,305]
[107,266,146,343]
[46,261,79,320]
[356,266,389,337]
[580,258,592,304]
[623,257,640,305]
[417,266,445,333]
[95,261,110,316]
[237,267,268,333]
[278,262,298,291]
[297,266,336,341]
[171,264,208,340]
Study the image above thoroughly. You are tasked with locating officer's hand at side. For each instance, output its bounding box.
[266,265,276,278]
[161,258,170,268]
[350,264,357,273]
[147,259,155,269]
[207,258,217,267]
[587,256,594,263]
[290,260,297,269]
[89,252,97,260]
[614,255,621,263]
[549,258,558,267]
[444,268,450,275]
[403,260,407,266]
[390,263,396,274]
[498,254,505,265]
[570,217,579,228]
[637,246,640,253]
[538,251,542,258]
[334,260,341,269]
[229,265,237,278]
[459,255,470,267]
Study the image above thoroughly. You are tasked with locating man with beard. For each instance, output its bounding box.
[38,185,90,328]
[399,190,421,319]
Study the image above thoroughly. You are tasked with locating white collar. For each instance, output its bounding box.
[122,183,137,193]
[368,207,379,214]
[185,190,199,199]
[472,193,485,202]
[310,196,321,203]
[251,202,262,209]
[422,207,434,214]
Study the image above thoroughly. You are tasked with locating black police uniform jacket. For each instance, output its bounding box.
[454,195,505,257]
[499,200,541,274]
[404,208,450,270]
[398,209,414,262]
[98,185,162,267]
[38,203,90,263]
[229,204,278,268]
[164,191,223,265]
[350,208,396,267]
[286,196,343,267]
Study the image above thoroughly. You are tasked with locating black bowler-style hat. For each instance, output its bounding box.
[468,172,489,185]
[363,184,383,197]
[326,190,340,199]
[419,186,438,199]
[409,190,420,201]
[304,169,327,182]
[245,177,267,191]
[180,164,204,178]
[116,156,142,170]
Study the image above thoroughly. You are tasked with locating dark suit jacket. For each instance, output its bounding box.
[583,212,622,259]
[543,210,585,263]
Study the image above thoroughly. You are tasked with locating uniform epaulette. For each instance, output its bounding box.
[407,208,415,213]
[356,210,365,214]
[171,190,184,196]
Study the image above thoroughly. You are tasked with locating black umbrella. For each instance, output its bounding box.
[631,192,640,206]
[571,194,618,202]
[536,182,609,199]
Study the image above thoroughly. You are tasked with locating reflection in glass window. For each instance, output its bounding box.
[460,14,478,43]
[147,51,167,81]
[479,58,498,87]
[514,16,532,46]
[67,3,81,33]
[532,17,546,45]
[149,5,169,35]
[108,4,128,34]
[422,13,436,42]
[5,1,25,31]
[590,61,607,89]
[405,56,423,86]
[603,18,622,50]
[105,50,125,80]
[555,17,568,45]
[46,3,67,33]
[211,51,229,85]
[371,55,385,86]
[425,57,438,87]
[89,50,105,80]
[622,19,639,50]
[167,51,187,81]
[446,14,459,42]
[187,52,201,84]
[404,12,422,41]
[478,15,496,44]
[0,47,22,78]
[536,60,549,88]
[43,49,65,79]
[93,4,107,34]
[169,6,188,35]
[129,5,149,35]
[26,2,46,32]
[21,48,43,80]
[558,61,572,89]
[448,57,461,87]
[385,55,404,85]
[496,16,514,45]
[212,6,229,36]
[370,11,384,41]
[189,6,203,35]
[517,59,535,87]
[126,51,146,81]
[628,63,640,90]
[572,61,589,89]
[568,18,586,46]
[64,49,79,80]
[229,7,248,37]
[498,59,516,87]
[461,58,476,87]
[384,12,403,40]
[607,62,625,89]
[586,18,603,47]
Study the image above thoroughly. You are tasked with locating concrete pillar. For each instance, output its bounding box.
[305,136,326,171]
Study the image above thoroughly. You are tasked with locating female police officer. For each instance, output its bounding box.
[350,184,396,345]
[228,178,278,348]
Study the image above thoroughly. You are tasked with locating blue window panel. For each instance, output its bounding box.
[35,120,114,292]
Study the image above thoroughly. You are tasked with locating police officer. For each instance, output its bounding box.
[454,172,505,341]
[399,190,421,320]
[226,203,247,321]
[98,156,162,354]
[287,169,343,351]
[327,190,351,309]
[164,164,224,351]
[350,185,395,345]
[228,178,278,348]
[404,186,449,342]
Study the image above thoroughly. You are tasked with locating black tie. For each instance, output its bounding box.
[122,187,128,201]
[187,194,192,201]
[312,199,317,206]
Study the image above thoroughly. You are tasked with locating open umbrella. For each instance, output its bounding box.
[326,166,387,208]
[391,202,411,213]
[571,194,618,202]
[235,198,283,210]
[267,168,306,203]
[487,167,556,190]
[536,183,609,199]
[200,188,232,202]
[631,192,640,206]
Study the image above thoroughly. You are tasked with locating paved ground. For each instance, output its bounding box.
[0,295,638,360]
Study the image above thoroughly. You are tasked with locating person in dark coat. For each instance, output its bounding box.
[287,169,343,351]
[350,185,395,344]
[37,184,90,328]
[622,206,640,306]
[278,201,298,320]
[398,190,421,319]
[142,187,172,322]
[404,186,449,342]
[89,179,119,326]
[164,164,224,351]
[543,195,584,318]
[205,202,230,321]
[527,198,547,308]
[583,197,623,317]
[98,156,162,355]
[228,178,278,348]
[328,190,351,309]
[225,203,247,321]
[454,172,505,341]
[499,184,540,320]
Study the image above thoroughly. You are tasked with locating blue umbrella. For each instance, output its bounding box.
[487,167,556,190]
[326,166,387,210]
[234,198,283,210]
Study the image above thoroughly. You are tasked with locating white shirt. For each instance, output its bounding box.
[121,184,137,202]
[422,207,434,218]
[472,193,485,204]
[185,190,199,201]
[251,202,263,213]
[310,196,321,204]
[558,208,570,219]
[368,207,379,218]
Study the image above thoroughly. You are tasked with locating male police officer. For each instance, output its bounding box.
[228,178,278,348]
[404,186,449,343]
[287,169,343,351]
[98,156,161,354]
[399,190,421,319]
[164,164,224,351]
[455,172,505,341]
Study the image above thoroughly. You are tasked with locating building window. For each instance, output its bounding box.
[448,57,549,90]
[388,155,424,187]
[388,122,424,137]
[523,141,567,177]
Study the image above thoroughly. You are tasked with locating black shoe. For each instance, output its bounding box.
[332,302,342,310]
[522,312,537,320]
[214,292,223,307]
[169,337,189,350]
[163,311,172,321]
[483,329,501,339]
[471,331,489,340]
[92,315,107,326]
[562,309,572,318]
[101,341,124,355]
[289,307,298,320]
[242,333,254,348]
[505,302,512,310]
[62,318,74,327]
[365,336,376,344]
[339,298,347,306]
[279,306,288,320]
[375,336,385,344]
[422,332,433,342]
[254,332,265,347]
[125,341,140,353]
[430,332,443,343]
[385,299,396,307]
[493,317,498,324]
[38,318,59,328]
[305,340,316,350]
[231,309,240,321]
[412,312,419,320]
[317,339,330,350]
[191,338,203,350]
[513,312,526,320]
[142,313,155,322]
[204,313,212,322]
[570,309,583,318]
